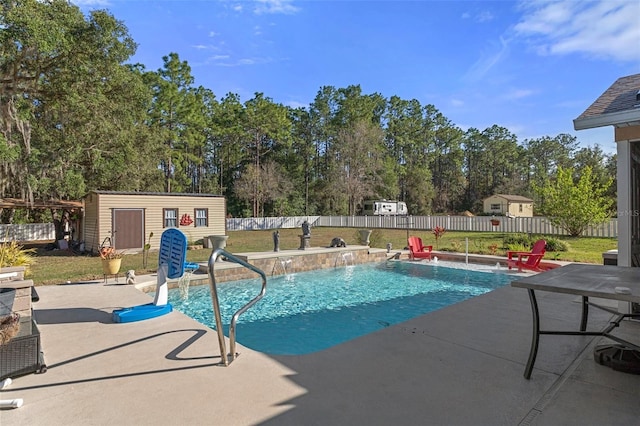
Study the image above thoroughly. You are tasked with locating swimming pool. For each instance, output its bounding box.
[166,261,513,355]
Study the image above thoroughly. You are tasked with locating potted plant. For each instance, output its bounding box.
[99,246,125,275]
[490,216,500,227]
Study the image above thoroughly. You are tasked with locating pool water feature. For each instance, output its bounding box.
[165,261,513,355]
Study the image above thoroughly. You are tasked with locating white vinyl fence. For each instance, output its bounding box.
[0,215,618,242]
[226,216,320,231]
[0,223,56,242]
[232,215,618,238]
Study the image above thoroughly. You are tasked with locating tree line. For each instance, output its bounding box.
[0,0,616,223]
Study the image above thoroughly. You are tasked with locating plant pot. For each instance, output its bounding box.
[210,235,229,262]
[101,258,122,275]
[359,229,372,245]
[490,220,500,226]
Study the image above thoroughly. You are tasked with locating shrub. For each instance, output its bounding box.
[0,241,36,275]
[431,226,446,249]
[544,237,568,252]
[503,233,532,248]
[506,243,529,253]
[369,229,384,248]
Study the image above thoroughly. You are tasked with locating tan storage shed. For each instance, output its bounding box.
[82,191,226,254]
[482,194,533,217]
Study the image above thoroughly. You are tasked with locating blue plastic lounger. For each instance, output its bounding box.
[112,228,188,323]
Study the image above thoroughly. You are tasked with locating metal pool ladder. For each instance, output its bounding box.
[208,248,267,366]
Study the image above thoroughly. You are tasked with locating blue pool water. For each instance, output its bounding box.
[166,262,512,355]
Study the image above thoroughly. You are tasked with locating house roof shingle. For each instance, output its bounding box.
[574,73,640,130]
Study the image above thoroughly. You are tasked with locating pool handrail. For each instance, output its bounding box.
[207,248,267,366]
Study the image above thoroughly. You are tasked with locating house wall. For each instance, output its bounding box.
[615,125,640,142]
[83,192,226,253]
[506,202,534,217]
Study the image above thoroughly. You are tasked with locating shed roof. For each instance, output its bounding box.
[485,194,533,203]
[84,191,223,198]
[573,73,640,130]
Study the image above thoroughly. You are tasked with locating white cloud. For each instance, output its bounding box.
[464,36,510,82]
[476,11,494,23]
[461,10,494,23]
[503,88,535,100]
[211,56,273,67]
[194,38,223,51]
[253,0,299,15]
[450,99,465,107]
[514,0,640,62]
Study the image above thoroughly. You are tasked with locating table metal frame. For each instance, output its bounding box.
[522,289,639,379]
[511,264,640,379]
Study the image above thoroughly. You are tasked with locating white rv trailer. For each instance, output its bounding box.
[362,200,408,216]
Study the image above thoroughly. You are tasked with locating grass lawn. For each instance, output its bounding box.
[23,227,617,286]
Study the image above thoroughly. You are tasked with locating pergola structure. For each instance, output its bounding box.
[0,198,83,211]
[573,73,640,267]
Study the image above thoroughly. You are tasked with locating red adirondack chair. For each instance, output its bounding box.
[407,236,433,260]
[507,239,547,272]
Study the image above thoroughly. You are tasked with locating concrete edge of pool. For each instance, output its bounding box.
[6,250,636,426]
[132,247,567,293]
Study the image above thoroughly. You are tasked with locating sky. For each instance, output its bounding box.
[74,0,640,154]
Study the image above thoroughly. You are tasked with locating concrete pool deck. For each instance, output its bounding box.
[2,261,639,425]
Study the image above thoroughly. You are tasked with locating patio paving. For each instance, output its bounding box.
[1,266,639,425]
